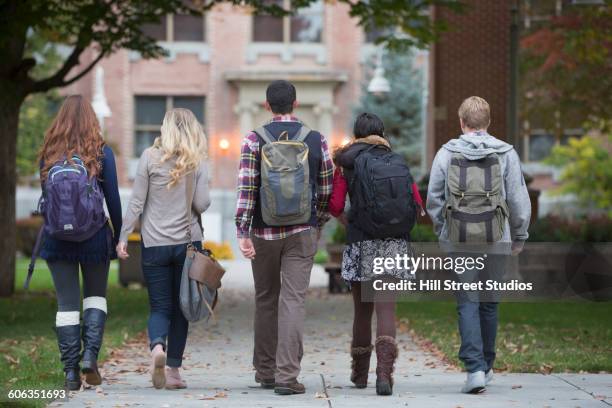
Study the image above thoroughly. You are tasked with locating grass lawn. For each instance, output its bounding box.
[1,258,149,407]
[397,301,612,373]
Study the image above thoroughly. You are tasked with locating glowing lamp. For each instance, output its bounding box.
[219,138,230,150]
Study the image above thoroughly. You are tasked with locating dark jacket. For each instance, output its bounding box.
[40,145,123,263]
[335,135,411,244]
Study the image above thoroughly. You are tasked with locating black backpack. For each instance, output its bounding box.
[349,145,417,239]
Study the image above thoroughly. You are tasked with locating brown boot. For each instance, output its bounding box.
[274,381,306,395]
[375,336,398,396]
[255,373,275,389]
[350,344,373,388]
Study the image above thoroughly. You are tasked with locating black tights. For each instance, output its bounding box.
[48,260,109,311]
[351,282,396,347]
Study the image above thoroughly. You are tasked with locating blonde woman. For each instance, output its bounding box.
[116,108,210,389]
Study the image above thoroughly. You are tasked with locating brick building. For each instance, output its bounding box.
[49,1,542,239]
[63,2,393,192]
[54,1,430,241]
[427,0,514,164]
[428,0,585,196]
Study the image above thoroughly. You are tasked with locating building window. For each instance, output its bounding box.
[142,18,168,41]
[134,96,205,157]
[527,131,555,162]
[525,129,583,162]
[253,0,323,43]
[141,9,205,42]
[522,0,563,30]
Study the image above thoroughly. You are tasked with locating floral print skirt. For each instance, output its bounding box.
[341,238,415,282]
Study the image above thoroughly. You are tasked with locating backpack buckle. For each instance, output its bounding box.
[458,192,466,207]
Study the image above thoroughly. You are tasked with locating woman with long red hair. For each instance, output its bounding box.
[38,95,122,390]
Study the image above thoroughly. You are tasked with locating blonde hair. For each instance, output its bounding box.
[458,96,491,130]
[154,108,208,188]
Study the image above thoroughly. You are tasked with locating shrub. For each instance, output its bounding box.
[545,136,612,217]
[314,249,329,265]
[411,223,438,242]
[203,241,234,260]
[528,215,612,242]
[330,222,347,244]
[16,216,43,257]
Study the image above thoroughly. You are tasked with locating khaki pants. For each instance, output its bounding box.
[251,228,318,383]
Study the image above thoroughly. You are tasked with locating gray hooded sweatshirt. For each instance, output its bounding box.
[426,131,531,243]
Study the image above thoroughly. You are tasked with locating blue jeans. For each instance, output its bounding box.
[456,300,498,373]
[142,241,201,368]
[453,252,506,373]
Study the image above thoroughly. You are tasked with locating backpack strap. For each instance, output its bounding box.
[254,125,312,144]
[24,226,45,290]
[295,125,312,142]
[253,126,275,145]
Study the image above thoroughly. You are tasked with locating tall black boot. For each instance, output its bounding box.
[56,325,82,391]
[81,308,106,385]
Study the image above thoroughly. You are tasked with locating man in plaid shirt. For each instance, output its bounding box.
[234,81,333,395]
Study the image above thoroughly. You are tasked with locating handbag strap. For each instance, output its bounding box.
[196,282,218,323]
[185,171,197,245]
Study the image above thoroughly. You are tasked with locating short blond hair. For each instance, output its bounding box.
[458,96,490,130]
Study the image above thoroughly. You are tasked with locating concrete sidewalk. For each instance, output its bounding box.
[50,261,611,408]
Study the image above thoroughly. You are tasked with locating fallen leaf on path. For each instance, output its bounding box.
[539,364,553,375]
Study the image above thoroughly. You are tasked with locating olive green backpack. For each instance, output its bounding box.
[445,153,509,242]
[254,125,312,226]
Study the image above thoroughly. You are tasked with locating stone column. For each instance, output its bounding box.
[233,100,259,135]
[313,101,337,139]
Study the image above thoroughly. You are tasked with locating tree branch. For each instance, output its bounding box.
[60,52,105,88]
[29,45,85,93]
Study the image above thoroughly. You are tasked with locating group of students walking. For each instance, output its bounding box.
[34,80,530,397]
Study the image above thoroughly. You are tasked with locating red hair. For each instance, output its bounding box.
[39,95,105,181]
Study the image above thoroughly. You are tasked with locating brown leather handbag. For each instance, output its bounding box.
[179,172,225,322]
[186,245,225,291]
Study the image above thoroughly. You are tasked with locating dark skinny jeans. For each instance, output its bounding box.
[141,241,202,368]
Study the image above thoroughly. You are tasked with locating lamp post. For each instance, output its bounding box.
[92,66,112,132]
[368,47,390,96]
[509,0,520,156]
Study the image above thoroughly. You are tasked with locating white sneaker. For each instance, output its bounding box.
[485,369,494,385]
[461,371,486,394]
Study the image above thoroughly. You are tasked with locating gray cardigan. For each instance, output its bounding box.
[426,132,531,243]
[119,147,211,247]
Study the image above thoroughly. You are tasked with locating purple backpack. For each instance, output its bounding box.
[41,156,107,241]
[25,156,107,289]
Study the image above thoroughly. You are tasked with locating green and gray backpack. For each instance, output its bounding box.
[445,153,509,242]
[254,125,312,226]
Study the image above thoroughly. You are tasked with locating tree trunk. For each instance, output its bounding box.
[0,85,24,297]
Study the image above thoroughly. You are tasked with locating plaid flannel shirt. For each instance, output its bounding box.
[235,116,333,240]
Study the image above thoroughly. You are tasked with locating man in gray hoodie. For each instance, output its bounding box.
[426,96,531,393]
